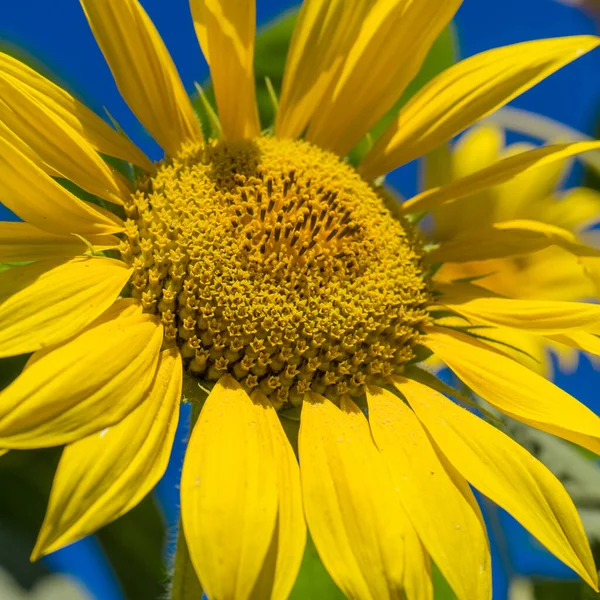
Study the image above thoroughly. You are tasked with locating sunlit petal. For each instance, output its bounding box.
[306,0,461,156]
[361,36,600,179]
[404,141,600,215]
[402,527,433,600]
[190,0,260,139]
[80,0,202,155]
[428,219,599,264]
[437,282,600,333]
[275,0,370,140]
[0,257,132,358]
[0,52,151,170]
[0,222,119,262]
[249,392,306,600]
[367,386,491,600]
[0,75,132,205]
[0,135,123,236]
[424,327,600,455]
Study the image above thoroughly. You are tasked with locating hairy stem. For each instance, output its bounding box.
[171,523,203,600]
[171,383,207,600]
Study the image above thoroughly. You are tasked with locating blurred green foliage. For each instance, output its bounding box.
[0,355,166,600]
[535,580,600,599]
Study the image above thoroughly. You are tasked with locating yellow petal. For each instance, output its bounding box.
[80,297,143,324]
[80,0,202,156]
[468,325,550,377]
[0,256,132,358]
[0,222,119,262]
[404,364,498,420]
[0,310,163,448]
[0,136,123,236]
[21,298,144,374]
[581,255,600,298]
[434,446,488,535]
[32,349,182,559]
[0,52,151,170]
[423,143,454,190]
[249,392,306,600]
[0,76,132,205]
[275,0,371,140]
[0,116,59,177]
[428,219,600,264]
[424,327,600,455]
[305,0,461,156]
[402,140,600,214]
[361,36,600,180]
[367,386,491,600]
[402,375,598,589]
[437,283,600,333]
[181,375,279,600]
[190,0,260,140]
[299,394,405,600]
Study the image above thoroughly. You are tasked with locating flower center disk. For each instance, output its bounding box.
[121,137,430,409]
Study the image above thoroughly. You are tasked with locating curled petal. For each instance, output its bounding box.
[32,349,182,558]
[0,308,163,448]
[0,257,132,358]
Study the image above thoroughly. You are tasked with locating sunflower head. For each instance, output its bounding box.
[3,1,600,599]
[121,136,430,408]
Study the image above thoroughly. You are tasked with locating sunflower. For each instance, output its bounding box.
[428,122,600,378]
[2,1,600,599]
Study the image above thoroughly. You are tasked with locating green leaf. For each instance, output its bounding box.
[0,448,61,541]
[0,261,34,274]
[0,354,30,390]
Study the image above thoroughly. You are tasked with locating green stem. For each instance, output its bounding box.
[171,522,204,600]
[171,384,207,600]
